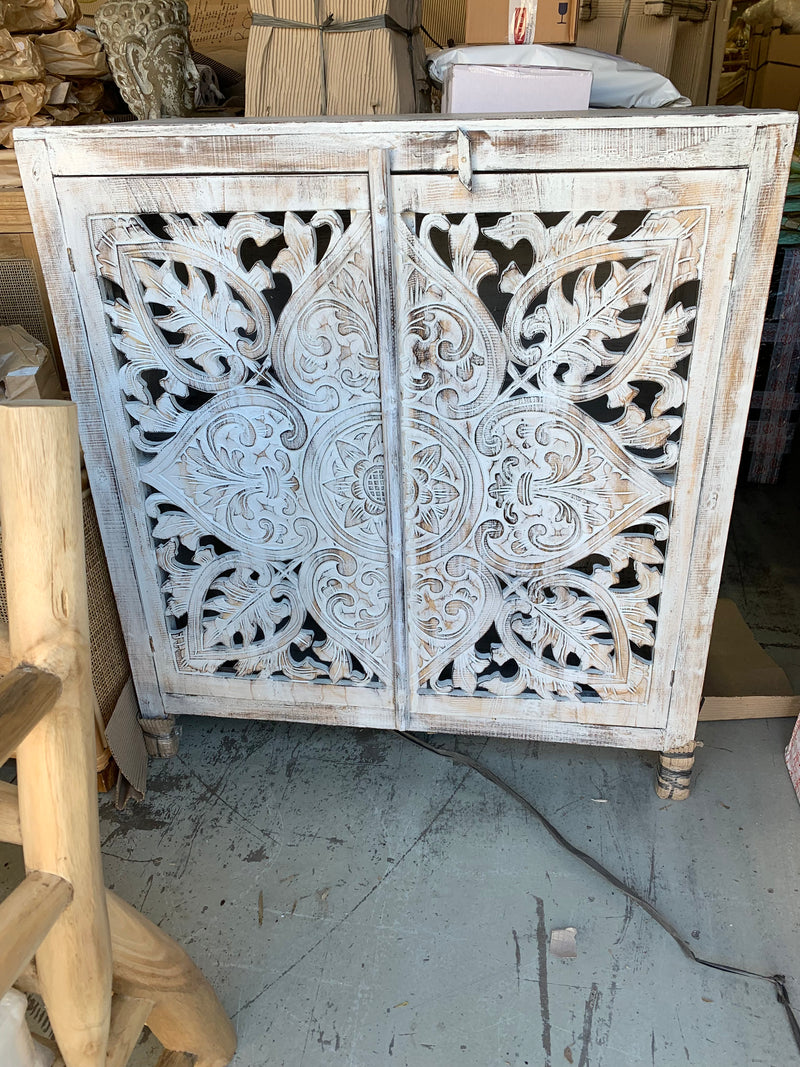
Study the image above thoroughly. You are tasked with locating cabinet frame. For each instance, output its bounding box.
[15,112,795,761]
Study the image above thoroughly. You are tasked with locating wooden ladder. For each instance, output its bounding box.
[0,400,236,1067]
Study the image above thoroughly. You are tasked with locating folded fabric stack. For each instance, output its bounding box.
[245,0,430,116]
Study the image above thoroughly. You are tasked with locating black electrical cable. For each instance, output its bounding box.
[420,23,445,50]
[399,730,800,1059]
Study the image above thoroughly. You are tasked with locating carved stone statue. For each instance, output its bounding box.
[95,0,199,120]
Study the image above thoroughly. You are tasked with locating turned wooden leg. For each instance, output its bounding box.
[656,743,697,800]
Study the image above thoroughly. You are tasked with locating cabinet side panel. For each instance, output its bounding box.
[664,118,798,748]
[15,139,165,719]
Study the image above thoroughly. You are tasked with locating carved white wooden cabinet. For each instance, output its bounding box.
[16,112,796,795]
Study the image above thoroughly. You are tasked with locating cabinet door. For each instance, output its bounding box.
[392,169,747,736]
[61,174,399,727]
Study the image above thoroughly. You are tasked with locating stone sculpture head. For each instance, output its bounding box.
[95,0,199,120]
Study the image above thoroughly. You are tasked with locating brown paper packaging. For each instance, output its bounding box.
[35,28,108,77]
[0,0,79,33]
[0,29,45,80]
[0,111,51,148]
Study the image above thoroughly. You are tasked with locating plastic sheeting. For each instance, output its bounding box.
[428,43,690,107]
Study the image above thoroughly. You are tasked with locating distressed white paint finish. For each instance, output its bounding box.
[15,112,796,753]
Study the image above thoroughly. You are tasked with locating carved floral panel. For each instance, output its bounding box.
[91,194,708,711]
[396,208,707,704]
[93,207,393,688]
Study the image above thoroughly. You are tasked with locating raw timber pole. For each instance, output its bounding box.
[0,400,112,1067]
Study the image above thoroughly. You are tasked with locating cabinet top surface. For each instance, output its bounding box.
[13,106,798,140]
[14,108,797,179]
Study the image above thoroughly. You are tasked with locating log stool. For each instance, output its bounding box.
[0,400,236,1067]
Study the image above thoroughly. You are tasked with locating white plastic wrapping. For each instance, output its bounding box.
[429,44,690,108]
[0,990,53,1067]
[742,0,800,31]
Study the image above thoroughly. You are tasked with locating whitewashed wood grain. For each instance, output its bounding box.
[14,112,796,758]
[14,138,165,719]
[15,111,789,178]
[663,120,798,749]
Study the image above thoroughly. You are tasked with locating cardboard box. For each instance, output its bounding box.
[700,599,800,722]
[465,0,578,46]
[422,0,466,47]
[744,20,800,110]
[246,0,428,116]
[187,0,251,76]
[442,63,591,111]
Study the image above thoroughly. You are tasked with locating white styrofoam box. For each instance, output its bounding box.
[430,44,690,106]
[442,62,592,113]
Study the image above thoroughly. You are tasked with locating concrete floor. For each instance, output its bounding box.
[94,716,798,1067]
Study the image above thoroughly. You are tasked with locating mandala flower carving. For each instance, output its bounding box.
[409,443,458,535]
[93,199,706,707]
[329,424,386,529]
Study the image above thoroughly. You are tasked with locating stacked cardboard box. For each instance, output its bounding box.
[422,0,578,48]
[744,19,800,109]
[246,0,429,115]
[465,0,578,45]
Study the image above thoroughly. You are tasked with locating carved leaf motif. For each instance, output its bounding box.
[300,549,392,684]
[642,301,694,417]
[159,544,318,678]
[203,566,294,649]
[126,392,193,448]
[511,584,614,673]
[420,213,498,293]
[272,210,345,287]
[146,495,207,550]
[612,561,661,649]
[98,212,277,400]
[137,258,257,379]
[603,528,665,576]
[493,209,706,406]
[485,210,619,267]
[475,571,632,699]
[607,404,681,470]
[92,215,159,283]
[627,208,707,289]
[522,259,655,383]
[450,648,492,695]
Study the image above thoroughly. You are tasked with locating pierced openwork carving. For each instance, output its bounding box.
[92,198,707,708]
[94,208,392,686]
[396,208,706,702]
